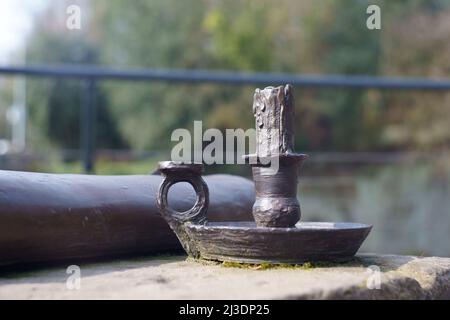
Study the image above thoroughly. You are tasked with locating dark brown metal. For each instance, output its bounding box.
[157,161,209,258]
[156,84,372,264]
[0,170,254,267]
[186,222,371,264]
[247,85,308,227]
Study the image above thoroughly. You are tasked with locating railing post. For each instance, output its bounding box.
[81,78,96,174]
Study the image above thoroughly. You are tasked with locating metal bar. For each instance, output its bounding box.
[0,171,255,267]
[81,79,96,173]
[1,65,450,90]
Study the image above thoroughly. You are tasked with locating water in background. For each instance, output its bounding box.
[1,150,449,257]
[299,156,450,257]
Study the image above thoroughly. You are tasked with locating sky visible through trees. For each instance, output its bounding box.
[2,0,450,157]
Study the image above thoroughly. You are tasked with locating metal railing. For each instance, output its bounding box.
[1,64,450,173]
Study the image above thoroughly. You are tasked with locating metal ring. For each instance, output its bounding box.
[157,172,209,225]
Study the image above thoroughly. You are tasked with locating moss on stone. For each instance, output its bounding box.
[187,255,363,270]
[221,260,317,270]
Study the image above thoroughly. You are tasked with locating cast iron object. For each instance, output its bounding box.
[184,222,371,264]
[245,84,306,227]
[0,170,254,267]
[157,161,209,258]
[156,84,372,264]
[156,162,371,263]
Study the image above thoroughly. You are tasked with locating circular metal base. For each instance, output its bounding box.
[186,222,372,264]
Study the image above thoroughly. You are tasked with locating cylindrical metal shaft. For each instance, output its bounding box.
[0,170,254,267]
[251,85,306,228]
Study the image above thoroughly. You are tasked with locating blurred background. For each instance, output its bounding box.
[0,0,449,257]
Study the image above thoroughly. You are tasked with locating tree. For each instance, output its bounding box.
[26,18,126,151]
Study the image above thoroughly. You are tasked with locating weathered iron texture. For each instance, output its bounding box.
[0,170,254,267]
[157,161,209,259]
[156,84,372,264]
[185,222,371,264]
[248,85,308,227]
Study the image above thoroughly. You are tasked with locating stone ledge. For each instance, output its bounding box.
[0,254,449,299]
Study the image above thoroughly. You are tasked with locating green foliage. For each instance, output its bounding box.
[18,0,450,167]
[94,0,389,152]
[26,29,126,151]
[204,2,273,71]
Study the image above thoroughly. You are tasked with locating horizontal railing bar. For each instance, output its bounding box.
[1,64,450,90]
[0,149,436,164]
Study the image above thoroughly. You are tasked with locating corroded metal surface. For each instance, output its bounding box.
[157,161,209,259]
[250,155,306,227]
[156,84,372,264]
[252,85,295,156]
[186,222,372,264]
[156,178,371,263]
[247,85,307,227]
